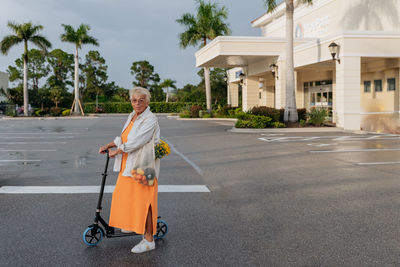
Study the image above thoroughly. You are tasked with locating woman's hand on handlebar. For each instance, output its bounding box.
[108,149,122,158]
[99,145,109,154]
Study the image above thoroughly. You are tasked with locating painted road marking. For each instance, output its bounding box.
[0,160,42,162]
[0,142,67,144]
[310,148,400,153]
[0,149,57,152]
[162,137,204,176]
[357,162,400,166]
[0,185,211,194]
[258,135,400,143]
[0,132,80,135]
[260,134,284,136]
[0,136,74,139]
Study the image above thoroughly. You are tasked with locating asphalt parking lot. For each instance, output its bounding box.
[1,115,400,266]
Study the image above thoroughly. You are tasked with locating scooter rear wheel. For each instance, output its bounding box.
[83,226,104,246]
[154,219,168,240]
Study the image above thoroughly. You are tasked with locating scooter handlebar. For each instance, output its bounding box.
[100,149,109,157]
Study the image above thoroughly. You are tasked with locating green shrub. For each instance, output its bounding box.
[83,102,207,114]
[213,105,236,117]
[62,109,71,116]
[228,107,242,117]
[202,112,212,118]
[190,105,202,118]
[179,110,191,118]
[251,115,272,128]
[250,106,280,122]
[199,110,212,118]
[273,122,285,128]
[235,119,256,128]
[235,114,273,128]
[297,108,307,121]
[35,108,48,116]
[235,111,253,120]
[299,119,306,127]
[50,107,62,116]
[308,108,328,126]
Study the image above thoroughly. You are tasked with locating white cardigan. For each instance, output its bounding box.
[113,106,160,178]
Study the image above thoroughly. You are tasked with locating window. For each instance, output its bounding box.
[374,80,382,92]
[259,92,262,99]
[364,81,371,93]
[387,78,396,91]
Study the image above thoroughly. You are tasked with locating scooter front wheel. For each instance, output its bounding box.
[83,226,104,246]
[154,219,168,240]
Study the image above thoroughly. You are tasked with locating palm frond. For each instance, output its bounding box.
[60,24,78,43]
[81,36,99,46]
[0,35,22,55]
[6,21,21,34]
[264,0,277,13]
[30,35,52,53]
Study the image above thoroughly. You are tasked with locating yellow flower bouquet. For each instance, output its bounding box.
[155,140,170,159]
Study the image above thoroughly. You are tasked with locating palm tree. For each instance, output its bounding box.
[61,24,99,115]
[177,0,231,112]
[0,22,52,116]
[160,79,177,102]
[264,0,312,122]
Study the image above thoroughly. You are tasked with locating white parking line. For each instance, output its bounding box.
[310,148,400,153]
[0,142,66,144]
[0,160,42,162]
[0,149,57,152]
[161,137,204,176]
[0,132,80,135]
[0,185,211,194]
[357,162,400,166]
[0,136,74,139]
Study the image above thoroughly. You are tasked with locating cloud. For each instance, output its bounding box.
[0,0,263,89]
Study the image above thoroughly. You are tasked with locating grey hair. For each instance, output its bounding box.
[130,87,151,102]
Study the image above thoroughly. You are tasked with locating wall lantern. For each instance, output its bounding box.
[328,42,341,64]
[258,78,264,88]
[239,72,245,84]
[223,75,228,82]
[269,63,279,79]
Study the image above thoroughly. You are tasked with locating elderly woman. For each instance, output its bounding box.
[99,87,160,253]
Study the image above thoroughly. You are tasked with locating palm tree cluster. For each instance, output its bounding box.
[177,0,231,112]
[1,22,98,116]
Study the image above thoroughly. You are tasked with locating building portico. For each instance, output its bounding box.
[195,0,400,131]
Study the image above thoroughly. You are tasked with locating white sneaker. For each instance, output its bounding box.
[131,238,155,253]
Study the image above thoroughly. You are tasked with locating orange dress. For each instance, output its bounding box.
[109,121,158,234]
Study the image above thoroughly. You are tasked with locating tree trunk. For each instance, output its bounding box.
[166,87,169,102]
[73,46,80,115]
[284,0,298,122]
[23,42,29,116]
[204,67,211,112]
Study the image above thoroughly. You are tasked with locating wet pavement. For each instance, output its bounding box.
[1,116,400,266]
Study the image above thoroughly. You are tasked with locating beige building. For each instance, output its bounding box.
[195,0,400,131]
[0,71,8,102]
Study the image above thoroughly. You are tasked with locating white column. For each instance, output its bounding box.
[242,76,259,112]
[335,56,361,130]
[228,82,238,107]
[275,59,285,109]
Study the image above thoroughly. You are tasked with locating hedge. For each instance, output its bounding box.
[83,102,208,113]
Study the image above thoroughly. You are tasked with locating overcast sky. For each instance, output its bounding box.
[0,0,268,90]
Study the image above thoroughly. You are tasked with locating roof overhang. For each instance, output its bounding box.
[195,36,312,68]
